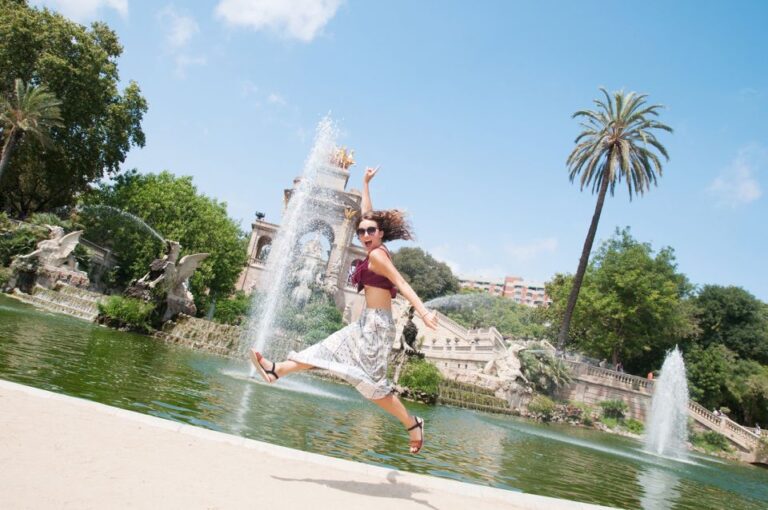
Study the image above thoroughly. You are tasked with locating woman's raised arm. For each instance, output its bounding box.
[361,166,379,214]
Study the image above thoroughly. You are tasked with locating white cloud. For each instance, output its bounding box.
[174,55,207,78]
[504,238,558,263]
[267,92,287,106]
[215,0,342,42]
[32,0,127,21]
[709,145,765,207]
[158,6,199,49]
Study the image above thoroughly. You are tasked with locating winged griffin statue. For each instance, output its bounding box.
[125,240,209,322]
[17,225,83,269]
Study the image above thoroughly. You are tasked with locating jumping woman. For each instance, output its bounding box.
[250,166,439,454]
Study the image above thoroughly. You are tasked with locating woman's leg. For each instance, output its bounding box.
[371,393,423,452]
[250,349,314,380]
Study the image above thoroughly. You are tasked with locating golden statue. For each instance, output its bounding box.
[331,147,355,169]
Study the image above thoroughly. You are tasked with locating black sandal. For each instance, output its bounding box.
[407,416,424,454]
[250,350,279,383]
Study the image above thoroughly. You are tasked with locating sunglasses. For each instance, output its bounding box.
[356,226,379,237]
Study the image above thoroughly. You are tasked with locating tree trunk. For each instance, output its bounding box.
[556,173,610,351]
[0,129,21,184]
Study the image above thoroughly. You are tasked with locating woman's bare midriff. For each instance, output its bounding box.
[363,285,393,310]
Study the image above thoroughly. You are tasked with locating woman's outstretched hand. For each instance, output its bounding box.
[420,310,439,330]
[363,166,379,184]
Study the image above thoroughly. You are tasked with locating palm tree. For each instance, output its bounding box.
[0,78,64,182]
[556,88,672,352]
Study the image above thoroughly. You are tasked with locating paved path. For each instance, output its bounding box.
[0,380,616,510]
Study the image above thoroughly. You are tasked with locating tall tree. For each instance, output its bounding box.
[391,247,460,301]
[0,0,146,215]
[80,171,247,312]
[0,78,63,181]
[546,228,695,372]
[557,89,672,351]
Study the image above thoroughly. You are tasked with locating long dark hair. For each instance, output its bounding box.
[359,210,414,242]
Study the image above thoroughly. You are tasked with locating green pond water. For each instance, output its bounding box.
[1,294,766,510]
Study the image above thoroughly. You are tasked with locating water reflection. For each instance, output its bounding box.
[1,295,767,510]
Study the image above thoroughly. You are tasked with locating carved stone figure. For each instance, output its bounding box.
[125,241,209,322]
[16,226,83,269]
[400,306,419,352]
[7,225,89,292]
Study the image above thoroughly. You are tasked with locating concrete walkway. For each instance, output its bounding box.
[0,380,616,510]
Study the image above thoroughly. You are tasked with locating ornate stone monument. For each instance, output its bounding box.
[125,240,209,322]
[6,225,89,293]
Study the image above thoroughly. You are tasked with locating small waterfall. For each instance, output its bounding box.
[241,116,339,358]
[644,346,689,458]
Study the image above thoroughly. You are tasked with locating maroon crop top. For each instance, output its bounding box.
[350,247,397,298]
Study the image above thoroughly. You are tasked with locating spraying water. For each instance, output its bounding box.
[644,346,689,459]
[73,204,166,242]
[241,117,340,358]
[425,293,497,312]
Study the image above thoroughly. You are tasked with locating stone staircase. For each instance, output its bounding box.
[11,285,104,321]
[564,360,763,462]
[155,314,243,357]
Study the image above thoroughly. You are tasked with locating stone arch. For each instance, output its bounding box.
[255,236,272,261]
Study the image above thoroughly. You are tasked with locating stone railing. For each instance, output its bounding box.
[688,400,760,451]
[564,360,653,394]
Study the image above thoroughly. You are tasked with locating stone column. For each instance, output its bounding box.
[323,206,358,292]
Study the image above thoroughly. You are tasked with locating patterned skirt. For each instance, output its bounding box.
[287,308,396,400]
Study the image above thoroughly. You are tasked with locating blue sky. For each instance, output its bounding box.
[32,0,768,301]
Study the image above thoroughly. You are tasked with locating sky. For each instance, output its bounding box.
[30,0,768,301]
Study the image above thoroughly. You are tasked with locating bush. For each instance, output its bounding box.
[0,266,10,288]
[0,224,46,266]
[599,399,629,419]
[528,395,557,421]
[213,291,252,325]
[569,401,597,426]
[690,431,732,453]
[600,416,619,429]
[98,296,155,332]
[623,418,645,434]
[398,358,443,395]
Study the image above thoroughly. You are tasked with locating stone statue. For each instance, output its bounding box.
[7,225,89,292]
[400,306,419,352]
[16,225,83,269]
[125,240,209,322]
[483,343,528,384]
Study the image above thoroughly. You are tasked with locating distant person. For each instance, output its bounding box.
[598,358,606,368]
[756,423,762,436]
[249,166,438,454]
[615,362,624,373]
[713,408,721,417]
[647,371,654,380]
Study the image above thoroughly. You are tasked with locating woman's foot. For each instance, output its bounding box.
[250,350,279,383]
[407,416,424,454]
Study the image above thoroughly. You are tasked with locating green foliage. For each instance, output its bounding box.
[398,358,443,395]
[391,247,460,301]
[0,0,147,215]
[438,293,548,339]
[0,221,46,266]
[690,431,732,453]
[623,418,644,434]
[527,395,557,421]
[599,416,619,429]
[97,295,155,332]
[0,266,10,287]
[519,347,572,394]
[545,227,695,374]
[599,399,629,419]
[693,285,768,364]
[80,171,247,309]
[685,345,768,425]
[569,401,597,426]
[212,291,252,325]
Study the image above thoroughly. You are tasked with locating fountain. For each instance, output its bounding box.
[241,116,341,359]
[644,346,689,459]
